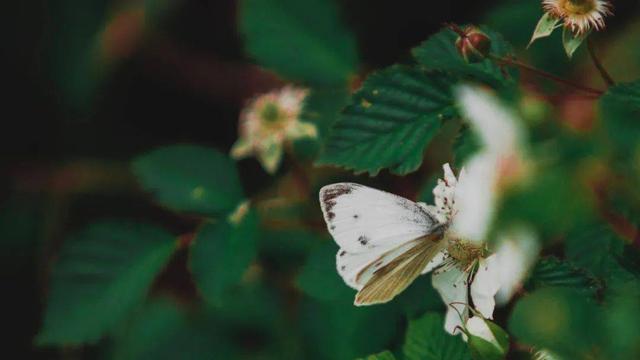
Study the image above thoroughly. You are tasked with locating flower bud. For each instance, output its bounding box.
[455,26,491,63]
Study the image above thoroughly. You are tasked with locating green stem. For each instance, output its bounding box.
[587,38,615,87]
[491,55,605,96]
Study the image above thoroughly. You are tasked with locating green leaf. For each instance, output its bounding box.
[467,335,504,360]
[412,26,515,87]
[37,221,177,345]
[358,350,397,360]
[111,299,235,359]
[528,13,561,47]
[190,210,259,306]
[132,145,244,217]
[509,288,604,359]
[300,298,399,360]
[564,223,635,289]
[318,66,457,175]
[403,312,472,360]
[562,28,590,59]
[453,125,481,167]
[296,241,354,303]
[526,257,602,296]
[239,0,357,86]
[599,81,640,154]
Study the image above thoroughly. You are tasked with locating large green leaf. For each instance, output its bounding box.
[239,0,357,86]
[300,298,400,360]
[509,288,604,359]
[132,145,244,217]
[111,299,235,360]
[412,26,515,88]
[564,223,635,289]
[37,221,177,345]
[526,257,602,296]
[402,312,472,360]
[599,81,640,155]
[318,66,457,175]
[189,211,259,306]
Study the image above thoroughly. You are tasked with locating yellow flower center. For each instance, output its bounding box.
[260,102,283,124]
[447,238,484,270]
[562,0,597,15]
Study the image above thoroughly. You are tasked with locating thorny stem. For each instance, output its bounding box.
[587,38,616,87]
[490,54,605,96]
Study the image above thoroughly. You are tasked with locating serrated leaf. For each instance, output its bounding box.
[318,66,457,175]
[190,211,259,306]
[403,312,472,360]
[564,223,635,289]
[562,27,590,59]
[132,145,244,217]
[358,350,397,360]
[526,257,602,295]
[599,81,640,154]
[37,221,177,345]
[239,0,357,85]
[296,241,354,303]
[412,26,515,87]
[528,13,560,47]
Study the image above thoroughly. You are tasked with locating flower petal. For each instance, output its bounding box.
[230,137,253,159]
[257,138,283,174]
[495,228,540,304]
[286,121,317,140]
[432,266,469,334]
[421,250,448,274]
[470,255,501,319]
[450,152,498,243]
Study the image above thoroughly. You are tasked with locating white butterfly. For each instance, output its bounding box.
[319,178,453,306]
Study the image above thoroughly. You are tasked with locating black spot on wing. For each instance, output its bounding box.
[358,235,369,246]
[339,250,346,257]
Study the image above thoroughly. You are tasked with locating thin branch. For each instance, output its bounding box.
[491,55,605,96]
[587,38,616,87]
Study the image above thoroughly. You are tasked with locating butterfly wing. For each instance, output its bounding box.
[320,183,445,304]
[355,233,445,305]
[319,183,440,253]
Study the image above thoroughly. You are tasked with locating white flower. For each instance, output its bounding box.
[543,0,612,35]
[230,86,316,174]
[423,87,538,335]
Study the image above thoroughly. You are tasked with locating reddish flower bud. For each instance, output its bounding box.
[455,26,492,63]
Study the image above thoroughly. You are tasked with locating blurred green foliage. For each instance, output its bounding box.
[14,0,640,359]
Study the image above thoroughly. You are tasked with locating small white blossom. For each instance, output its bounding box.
[231,86,316,174]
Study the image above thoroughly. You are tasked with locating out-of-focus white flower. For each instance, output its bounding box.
[426,86,538,334]
[231,86,316,174]
[495,228,540,304]
[543,0,612,35]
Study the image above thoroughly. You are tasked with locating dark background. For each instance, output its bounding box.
[4,0,640,358]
